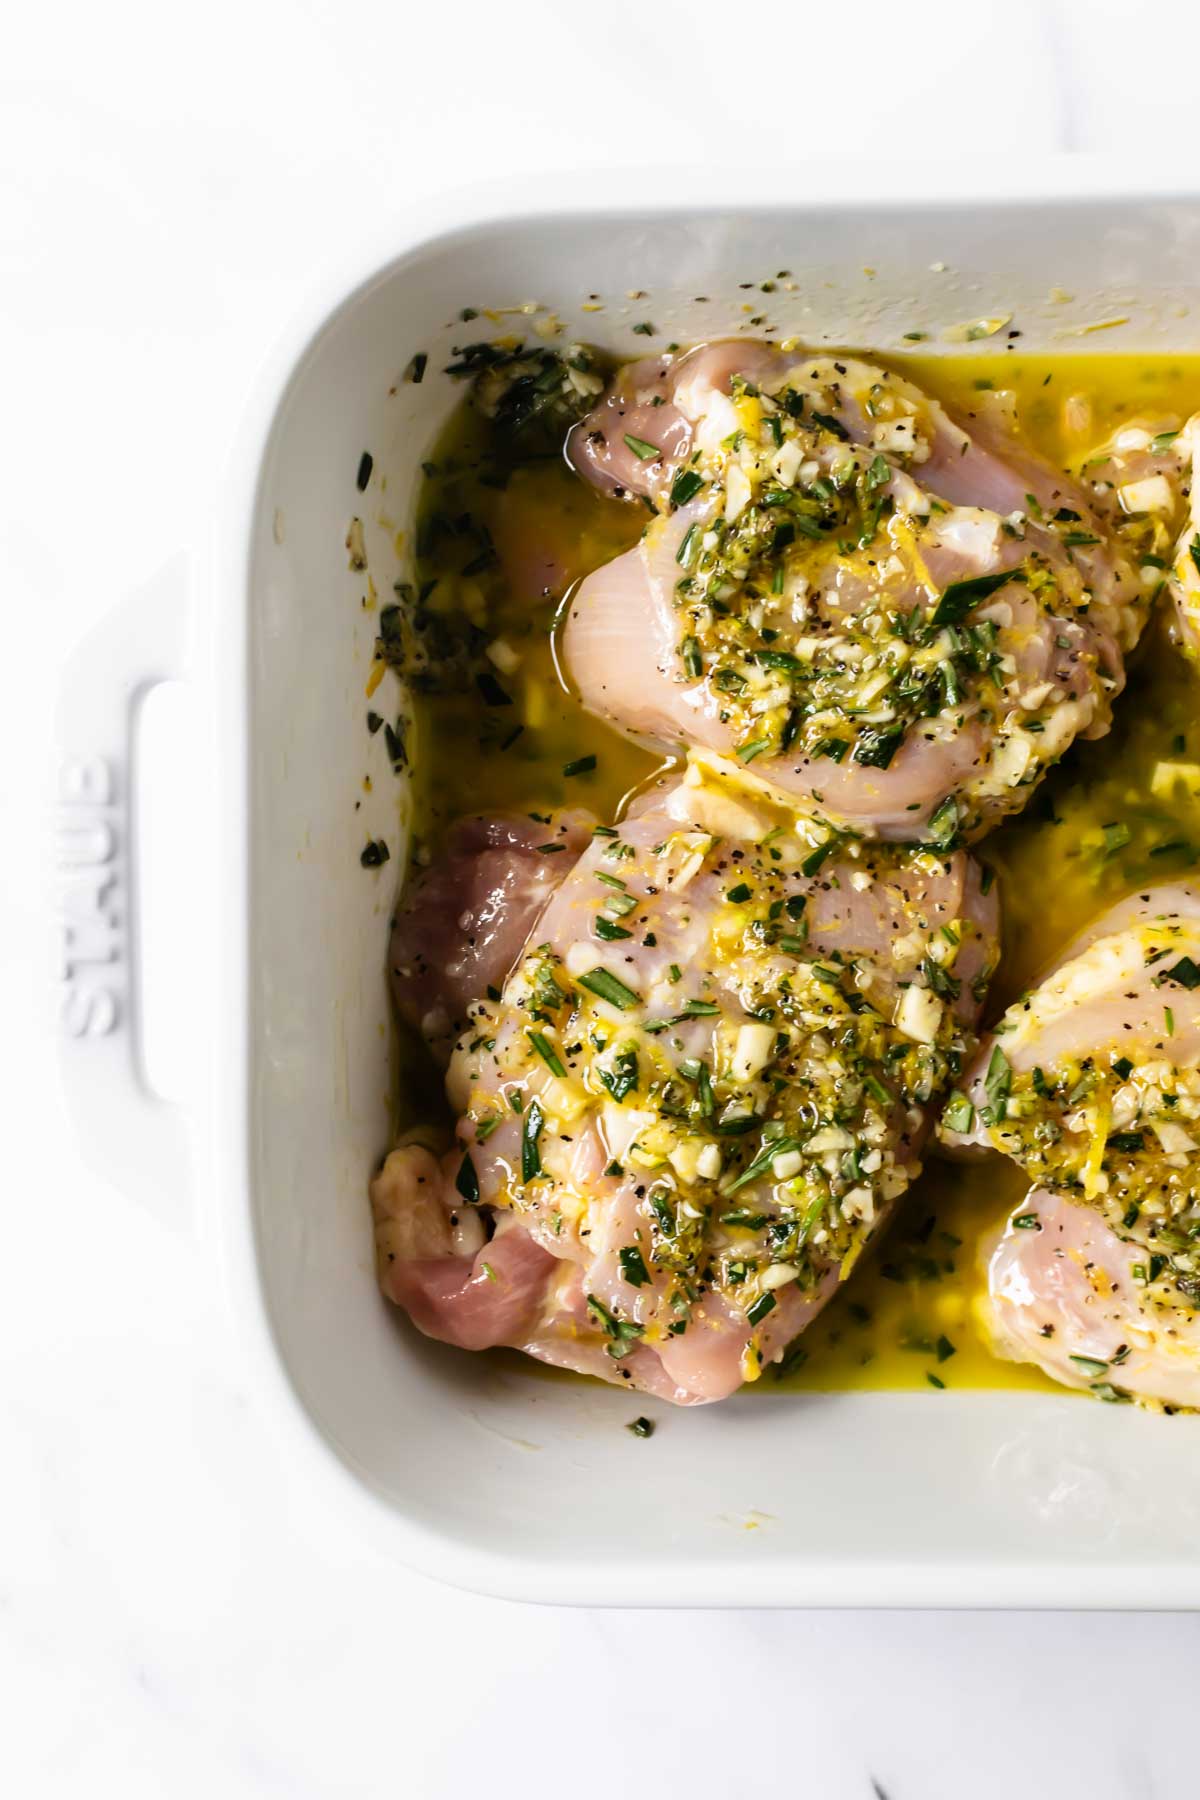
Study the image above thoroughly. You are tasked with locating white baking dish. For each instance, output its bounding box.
[58,166,1200,1606]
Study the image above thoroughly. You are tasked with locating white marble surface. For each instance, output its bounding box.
[8,2,1200,1793]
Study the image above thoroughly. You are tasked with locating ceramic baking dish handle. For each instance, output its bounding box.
[55,557,196,1233]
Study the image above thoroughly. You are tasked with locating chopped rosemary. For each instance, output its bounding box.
[676,523,701,567]
[475,671,513,707]
[930,567,1018,628]
[579,968,640,1010]
[619,1245,651,1288]
[586,1294,645,1358]
[942,1092,974,1134]
[982,1045,1013,1121]
[670,468,704,508]
[599,1044,639,1103]
[521,1099,545,1183]
[726,1133,803,1194]
[528,1032,566,1077]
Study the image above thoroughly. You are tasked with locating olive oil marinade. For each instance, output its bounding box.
[400,348,1200,1394]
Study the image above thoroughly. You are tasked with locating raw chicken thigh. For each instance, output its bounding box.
[988,1190,1200,1408]
[563,343,1162,843]
[1161,416,1200,661]
[388,808,595,1065]
[948,885,1200,1406]
[1067,405,1195,661]
[373,774,999,1403]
